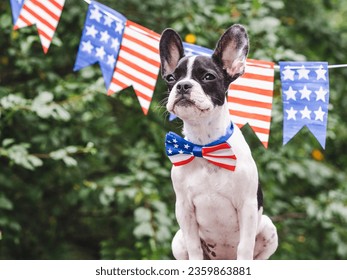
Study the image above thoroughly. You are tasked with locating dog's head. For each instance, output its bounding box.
[159,25,249,121]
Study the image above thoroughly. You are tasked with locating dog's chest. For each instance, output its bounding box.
[173,158,233,198]
[172,159,240,228]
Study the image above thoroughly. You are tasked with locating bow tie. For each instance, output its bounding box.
[165,123,237,171]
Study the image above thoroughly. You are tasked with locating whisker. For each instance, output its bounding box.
[210,94,225,105]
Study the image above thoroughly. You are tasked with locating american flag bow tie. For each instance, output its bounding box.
[165,123,237,171]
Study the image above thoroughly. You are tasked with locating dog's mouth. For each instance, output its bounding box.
[173,97,195,108]
[172,97,210,114]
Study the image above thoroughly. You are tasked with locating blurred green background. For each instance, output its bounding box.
[1,0,347,260]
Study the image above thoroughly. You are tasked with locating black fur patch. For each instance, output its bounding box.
[257,182,264,210]
[191,56,227,106]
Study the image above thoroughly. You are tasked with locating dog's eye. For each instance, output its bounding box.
[202,73,216,81]
[165,74,176,83]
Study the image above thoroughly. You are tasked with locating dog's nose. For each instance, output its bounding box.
[176,81,193,95]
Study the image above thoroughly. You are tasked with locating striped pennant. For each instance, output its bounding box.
[228,59,275,148]
[108,20,160,115]
[13,0,65,54]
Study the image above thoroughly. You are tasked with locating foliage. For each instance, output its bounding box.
[1,0,347,260]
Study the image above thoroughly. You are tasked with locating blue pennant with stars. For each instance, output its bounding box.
[10,0,24,24]
[74,1,126,89]
[280,61,330,148]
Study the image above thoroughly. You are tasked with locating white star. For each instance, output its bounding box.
[106,54,116,66]
[172,138,178,143]
[315,65,327,80]
[174,144,179,149]
[100,30,110,43]
[300,106,312,120]
[315,86,328,102]
[299,85,312,101]
[167,149,173,154]
[81,40,93,54]
[104,15,113,27]
[111,38,120,51]
[178,150,184,154]
[284,86,297,100]
[184,144,190,149]
[282,66,295,81]
[85,25,98,38]
[286,107,298,120]
[89,7,102,22]
[95,46,106,60]
[297,65,310,80]
[314,106,325,121]
[115,22,124,33]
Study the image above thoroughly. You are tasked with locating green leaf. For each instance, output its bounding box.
[0,195,13,210]
[2,138,15,147]
[133,222,154,238]
[134,207,152,223]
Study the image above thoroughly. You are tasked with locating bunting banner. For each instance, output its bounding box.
[107,21,161,115]
[280,62,330,148]
[13,0,66,53]
[6,0,346,149]
[228,59,275,148]
[73,1,126,89]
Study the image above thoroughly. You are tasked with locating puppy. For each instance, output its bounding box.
[160,24,278,260]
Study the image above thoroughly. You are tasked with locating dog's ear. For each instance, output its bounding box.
[212,24,249,82]
[159,28,185,77]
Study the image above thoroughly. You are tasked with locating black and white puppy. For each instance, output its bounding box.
[160,25,278,260]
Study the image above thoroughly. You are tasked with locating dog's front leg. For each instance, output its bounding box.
[237,199,258,260]
[175,196,204,260]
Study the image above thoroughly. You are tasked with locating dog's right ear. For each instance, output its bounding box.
[212,24,249,83]
[159,29,184,77]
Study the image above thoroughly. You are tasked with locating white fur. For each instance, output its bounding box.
[186,56,195,79]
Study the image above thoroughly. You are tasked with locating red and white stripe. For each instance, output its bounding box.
[169,154,195,167]
[14,0,65,53]
[108,21,160,115]
[202,143,237,171]
[228,59,275,148]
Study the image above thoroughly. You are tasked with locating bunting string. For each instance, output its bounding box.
[7,0,347,149]
[274,64,347,69]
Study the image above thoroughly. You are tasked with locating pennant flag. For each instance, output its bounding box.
[13,0,65,53]
[228,59,275,148]
[183,42,213,57]
[9,0,24,24]
[108,21,161,115]
[280,62,330,148]
[74,1,126,89]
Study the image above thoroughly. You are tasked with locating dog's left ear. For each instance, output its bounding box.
[212,24,249,83]
[159,28,185,77]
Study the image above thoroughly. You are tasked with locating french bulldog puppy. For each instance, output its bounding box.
[160,24,278,260]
